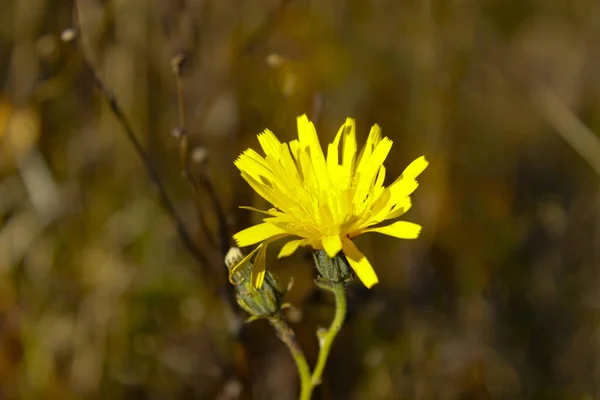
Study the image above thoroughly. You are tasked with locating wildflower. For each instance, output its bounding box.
[232,115,428,288]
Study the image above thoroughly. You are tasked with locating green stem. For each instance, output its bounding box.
[269,314,312,400]
[311,281,347,388]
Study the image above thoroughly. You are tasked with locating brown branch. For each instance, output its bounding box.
[66,2,210,271]
[170,54,235,315]
[170,55,220,251]
[170,54,231,257]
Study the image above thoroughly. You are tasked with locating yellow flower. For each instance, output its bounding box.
[232,115,428,289]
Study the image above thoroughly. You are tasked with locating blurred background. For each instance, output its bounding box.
[2,0,600,399]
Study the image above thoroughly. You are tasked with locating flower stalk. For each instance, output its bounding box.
[268,314,312,400]
[311,279,347,388]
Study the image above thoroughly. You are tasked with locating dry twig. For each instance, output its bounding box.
[67,2,210,271]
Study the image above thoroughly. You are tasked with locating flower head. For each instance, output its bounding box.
[232,115,428,288]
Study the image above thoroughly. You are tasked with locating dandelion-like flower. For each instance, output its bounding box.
[232,115,428,288]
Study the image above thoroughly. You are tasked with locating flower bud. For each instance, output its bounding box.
[225,247,286,319]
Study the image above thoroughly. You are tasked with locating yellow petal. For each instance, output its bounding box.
[342,238,378,288]
[385,156,427,203]
[355,123,382,172]
[233,223,288,247]
[374,165,386,193]
[229,243,263,280]
[298,149,317,190]
[322,235,343,258]
[239,205,281,217]
[367,124,382,146]
[363,221,422,239]
[369,137,393,168]
[354,137,393,204]
[278,144,303,186]
[230,234,289,287]
[402,156,428,180]
[326,119,346,166]
[257,129,282,159]
[388,177,419,204]
[297,115,327,176]
[332,119,346,148]
[239,172,280,207]
[362,189,406,228]
[385,197,412,220]
[326,142,340,185]
[251,243,269,288]
[234,149,274,182]
[367,166,387,206]
[341,118,357,176]
[289,139,301,161]
[296,115,313,147]
[278,238,310,258]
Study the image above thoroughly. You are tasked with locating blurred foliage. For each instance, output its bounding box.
[2,0,600,399]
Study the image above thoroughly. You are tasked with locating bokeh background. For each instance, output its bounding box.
[2,0,600,399]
